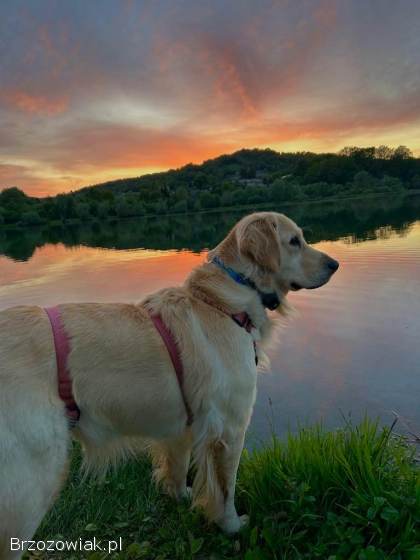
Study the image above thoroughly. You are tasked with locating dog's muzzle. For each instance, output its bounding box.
[261,292,280,310]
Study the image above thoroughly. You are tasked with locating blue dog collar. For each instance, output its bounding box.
[211,256,253,288]
[210,256,281,310]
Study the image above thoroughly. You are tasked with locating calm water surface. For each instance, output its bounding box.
[1,194,419,441]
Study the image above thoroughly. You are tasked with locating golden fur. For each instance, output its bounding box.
[0,212,338,558]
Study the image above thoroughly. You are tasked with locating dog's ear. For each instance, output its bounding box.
[238,217,280,273]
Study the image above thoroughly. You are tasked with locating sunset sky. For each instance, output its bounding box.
[1,0,419,197]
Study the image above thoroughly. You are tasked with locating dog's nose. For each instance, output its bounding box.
[261,292,280,310]
[326,258,339,272]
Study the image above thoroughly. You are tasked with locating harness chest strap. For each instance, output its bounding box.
[148,313,194,426]
[231,311,258,365]
[188,285,259,366]
[45,306,80,427]
[148,308,258,428]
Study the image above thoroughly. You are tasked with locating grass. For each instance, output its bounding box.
[31,418,420,560]
[239,418,420,559]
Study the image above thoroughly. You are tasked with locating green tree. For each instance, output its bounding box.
[115,198,129,218]
[220,191,234,206]
[41,198,60,222]
[0,186,28,204]
[55,194,75,221]
[409,175,420,190]
[375,145,394,159]
[174,187,188,202]
[240,166,256,179]
[21,211,42,225]
[392,145,413,160]
[173,199,187,213]
[199,192,220,209]
[270,179,289,202]
[97,201,111,218]
[0,187,30,223]
[340,146,375,160]
[75,202,91,221]
[352,171,376,191]
[378,175,404,192]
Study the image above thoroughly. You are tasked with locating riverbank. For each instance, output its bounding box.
[3,189,420,233]
[31,419,419,559]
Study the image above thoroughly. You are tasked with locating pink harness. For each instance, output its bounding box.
[148,309,257,428]
[45,307,80,427]
[46,306,256,429]
[149,313,194,426]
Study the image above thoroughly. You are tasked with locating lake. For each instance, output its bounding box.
[1,193,419,442]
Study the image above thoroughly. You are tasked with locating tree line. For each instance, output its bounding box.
[0,145,419,228]
[2,189,419,262]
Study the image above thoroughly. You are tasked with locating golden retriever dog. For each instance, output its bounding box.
[0,211,338,558]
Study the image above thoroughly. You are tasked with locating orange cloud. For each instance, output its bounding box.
[1,89,69,115]
[0,163,76,197]
[42,123,235,173]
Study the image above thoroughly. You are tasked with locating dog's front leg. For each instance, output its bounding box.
[150,430,193,501]
[193,428,248,534]
[214,430,248,533]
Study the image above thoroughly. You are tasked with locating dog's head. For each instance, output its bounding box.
[210,211,339,305]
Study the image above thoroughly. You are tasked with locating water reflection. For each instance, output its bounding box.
[1,193,419,262]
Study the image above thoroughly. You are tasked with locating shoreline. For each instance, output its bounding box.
[1,189,420,233]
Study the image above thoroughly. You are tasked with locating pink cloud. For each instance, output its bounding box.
[1,89,69,115]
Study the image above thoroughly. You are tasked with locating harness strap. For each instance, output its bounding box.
[148,313,194,426]
[45,306,80,428]
[189,287,259,366]
[231,312,258,365]
[231,311,254,333]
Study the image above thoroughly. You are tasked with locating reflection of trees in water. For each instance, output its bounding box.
[283,195,417,245]
[1,194,419,262]
[340,223,414,244]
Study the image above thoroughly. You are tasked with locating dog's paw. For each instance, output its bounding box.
[178,485,192,501]
[159,480,190,502]
[184,486,193,500]
[218,513,249,534]
[239,514,249,528]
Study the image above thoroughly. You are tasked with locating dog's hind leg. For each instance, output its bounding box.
[150,430,193,501]
[0,418,70,560]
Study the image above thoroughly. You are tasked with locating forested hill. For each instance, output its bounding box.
[1,146,419,227]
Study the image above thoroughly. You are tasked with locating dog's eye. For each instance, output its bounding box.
[290,236,301,247]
